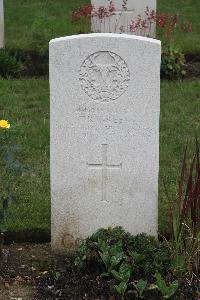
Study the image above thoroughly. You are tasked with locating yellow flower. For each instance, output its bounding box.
[0,120,10,129]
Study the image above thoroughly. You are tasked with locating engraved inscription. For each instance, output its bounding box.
[87,144,122,202]
[79,51,130,102]
[76,105,124,130]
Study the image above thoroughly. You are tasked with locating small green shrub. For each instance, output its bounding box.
[75,227,173,299]
[35,224,199,299]
[0,49,21,78]
[75,227,172,278]
[161,45,186,79]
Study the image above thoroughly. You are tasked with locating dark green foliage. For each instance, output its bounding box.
[112,262,132,283]
[133,279,148,298]
[161,45,186,79]
[114,281,128,299]
[9,48,49,77]
[36,227,199,300]
[155,273,179,299]
[0,49,21,79]
[75,227,173,299]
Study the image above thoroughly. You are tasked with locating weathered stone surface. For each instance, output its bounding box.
[0,0,4,48]
[91,0,156,36]
[50,33,161,252]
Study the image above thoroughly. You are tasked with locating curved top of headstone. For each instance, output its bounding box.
[49,33,161,46]
[91,0,156,11]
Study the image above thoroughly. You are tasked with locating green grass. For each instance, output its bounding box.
[0,79,50,237]
[158,0,200,53]
[159,79,200,232]
[5,0,88,50]
[0,79,199,236]
[4,0,200,53]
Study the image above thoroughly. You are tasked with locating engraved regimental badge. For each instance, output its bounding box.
[79,51,130,102]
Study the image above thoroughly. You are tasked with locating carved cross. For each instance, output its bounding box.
[87,144,122,202]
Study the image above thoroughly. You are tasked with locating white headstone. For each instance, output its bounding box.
[50,33,161,252]
[0,0,4,48]
[91,0,156,36]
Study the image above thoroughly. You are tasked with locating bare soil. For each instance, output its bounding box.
[0,243,64,300]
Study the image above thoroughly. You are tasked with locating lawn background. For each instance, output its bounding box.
[4,0,200,53]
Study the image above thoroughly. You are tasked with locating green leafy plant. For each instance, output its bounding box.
[75,226,127,271]
[133,279,148,298]
[128,237,171,278]
[98,239,125,276]
[75,228,172,277]
[0,49,21,79]
[112,262,132,282]
[114,281,128,300]
[74,241,88,268]
[68,225,200,299]
[74,228,174,298]
[155,272,179,299]
[53,271,61,281]
[161,45,186,79]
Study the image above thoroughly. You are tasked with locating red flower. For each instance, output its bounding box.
[108,0,116,15]
[130,21,137,32]
[71,4,93,22]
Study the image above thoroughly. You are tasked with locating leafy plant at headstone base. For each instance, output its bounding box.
[74,226,125,270]
[36,226,199,299]
[133,279,148,298]
[0,120,28,258]
[98,238,125,276]
[112,262,132,299]
[155,272,179,299]
[128,235,172,278]
[0,49,21,79]
[164,139,200,279]
[74,227,177,299]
